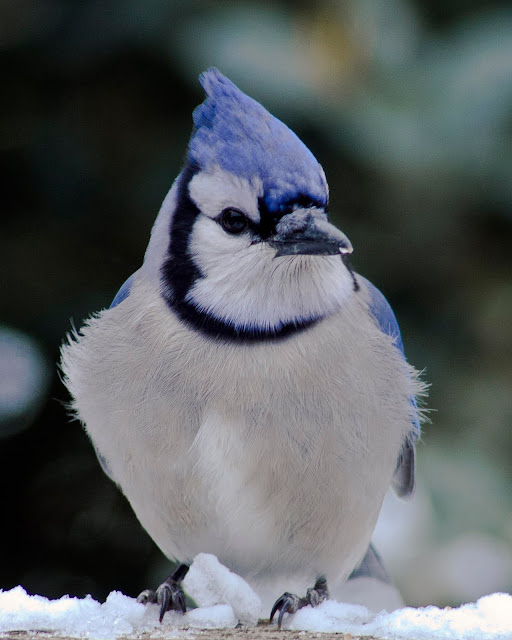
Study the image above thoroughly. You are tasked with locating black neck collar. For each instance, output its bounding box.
[160,163,320,343]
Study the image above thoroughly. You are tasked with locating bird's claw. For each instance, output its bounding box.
[157,580,187,621]
[270,593,301,629]
[270,576,329,629]
[137,579,186,622]
[136,563,189,623]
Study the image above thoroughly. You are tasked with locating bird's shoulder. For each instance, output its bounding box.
[110,272,137,308]
[358,276,404,353]
[357,275,420,499]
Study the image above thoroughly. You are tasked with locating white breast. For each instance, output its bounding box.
[61,275,420,597]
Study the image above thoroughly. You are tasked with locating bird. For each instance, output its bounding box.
[60,68,425,627]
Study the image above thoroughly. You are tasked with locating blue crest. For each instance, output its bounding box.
[188,69,328,212]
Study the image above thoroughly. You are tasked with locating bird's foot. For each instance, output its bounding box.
[270,576,329,629]
[137,563,189,623]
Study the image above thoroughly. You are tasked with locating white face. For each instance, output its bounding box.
[181,165,355,334]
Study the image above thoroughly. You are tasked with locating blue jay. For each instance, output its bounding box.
[61,69,424,626]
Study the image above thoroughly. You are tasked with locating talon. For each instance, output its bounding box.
[270,577,329,629]
[177,589,186,614]
[278,599,293,630]
[269,595,284,623]
[157,584,172,623]
[136,563,190,623]
[270,593,300,629]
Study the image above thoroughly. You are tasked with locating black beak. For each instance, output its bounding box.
[269,210,353,257]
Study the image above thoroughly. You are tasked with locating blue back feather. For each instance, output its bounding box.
[362,277,421,437]
[110,273,134,308]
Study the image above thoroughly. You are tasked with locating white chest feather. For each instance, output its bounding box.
[61,277,420,588]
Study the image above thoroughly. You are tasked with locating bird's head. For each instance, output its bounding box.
[144,69,358,341]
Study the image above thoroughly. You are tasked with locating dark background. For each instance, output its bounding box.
[1,0,512,608]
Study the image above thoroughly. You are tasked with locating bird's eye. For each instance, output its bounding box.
[219,208,249,235]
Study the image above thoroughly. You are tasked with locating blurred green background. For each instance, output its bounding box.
[1,0,512,608]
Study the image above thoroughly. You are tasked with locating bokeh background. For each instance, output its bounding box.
[1,0,512,609]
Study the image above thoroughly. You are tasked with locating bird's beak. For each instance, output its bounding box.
[270,210,353,257]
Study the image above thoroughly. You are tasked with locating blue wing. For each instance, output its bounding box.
[362,277,420,436]
[363,277,404,356]
[110,273,135,308]
[361,277,419,498]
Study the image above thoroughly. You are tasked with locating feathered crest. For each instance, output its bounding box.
[188,68,328,211]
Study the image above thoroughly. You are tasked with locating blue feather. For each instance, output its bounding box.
[110,273,135,309]
[189,68,328,212]
[362,277,420,437]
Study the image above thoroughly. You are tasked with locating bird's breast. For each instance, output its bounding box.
[126,307,411,580]
[65,280,415,584]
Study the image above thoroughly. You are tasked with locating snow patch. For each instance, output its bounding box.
[286,592,512,638]
[183,552,262,625]
[1,555,511,639]
[0,586,236,639]
[0,587,150,639]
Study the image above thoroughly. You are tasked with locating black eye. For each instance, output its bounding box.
[219,208,249,235]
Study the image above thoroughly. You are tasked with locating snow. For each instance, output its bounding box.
[0,585,236,638]
[1,554,511,639]
[0,587,152,638]
[287,593,512,638]
[183,552,262,625]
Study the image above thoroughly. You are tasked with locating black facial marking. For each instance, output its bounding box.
[282,193,326,212]
[161,161,203,308]
[257,197,280,240]
[160,164,319,343]
[341,254,360,292]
